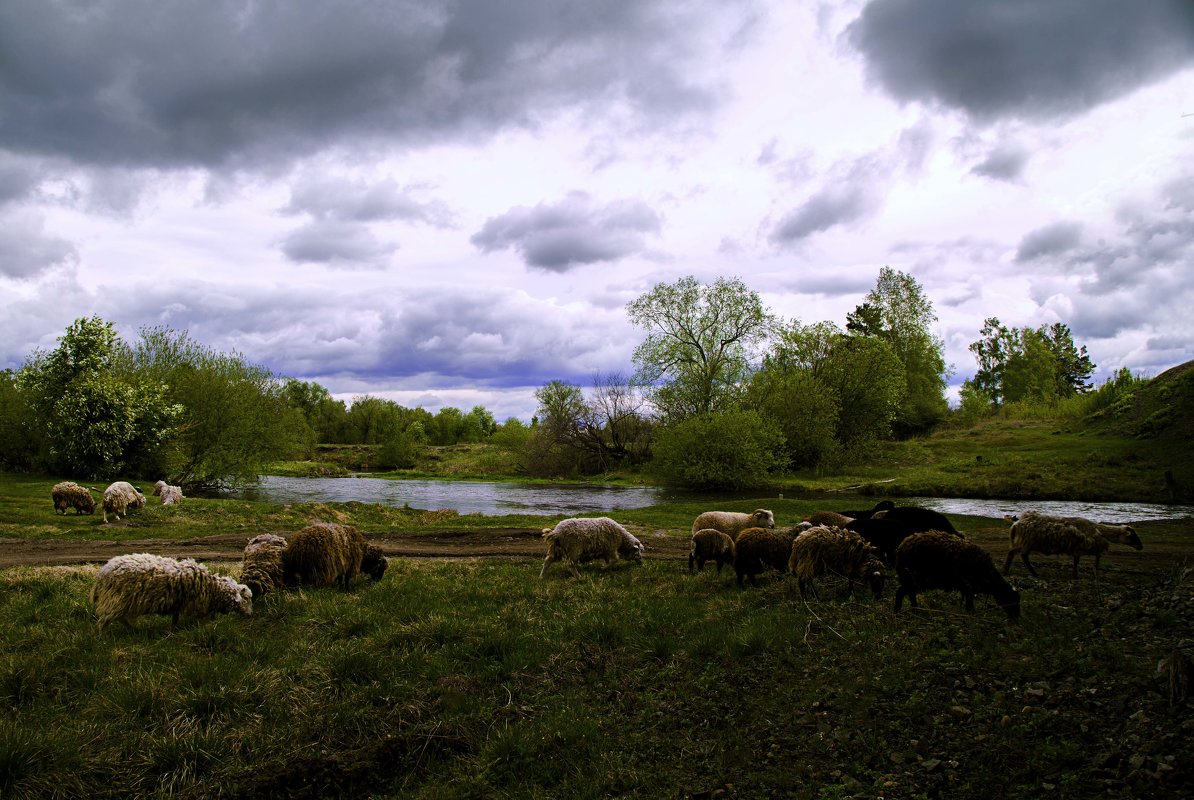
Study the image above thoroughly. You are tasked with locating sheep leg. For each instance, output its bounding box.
[893,586,910,613]
[962,590,975,613]
[1071,555,1081,578]
[566,559,581,579]
[688,554,696,574]
[1002,550,1016,575]
[1020,553,1038,577]
[1092,554,1100,580]
[539,554,556,578]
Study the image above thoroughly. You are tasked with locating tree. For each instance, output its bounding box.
[967,318,1096,405]
[846,267,949,434]
[0,369,38,471]
[626,275,774,421]
[18,317,181,479]
[129,326,306,490]
[651,410,784,490]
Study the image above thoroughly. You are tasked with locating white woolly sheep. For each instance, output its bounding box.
[690,509,775,540]
[101,481,146,523]
[788,525,885,600]
[1004,511,1143,578]
[51,481,96,515]
[689,528,736,574]
[240,533,288,599]
[90,553,253,629]
[733,526,800,587]
[896,531,1021,618]
[282,522,388,590]
[152,480,184,505]
[539,517,644,579]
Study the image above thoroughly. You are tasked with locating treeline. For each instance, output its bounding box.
[0,270,1128,490]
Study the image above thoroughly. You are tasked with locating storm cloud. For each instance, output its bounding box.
[848,0,1194,122]
[471,192,662,270]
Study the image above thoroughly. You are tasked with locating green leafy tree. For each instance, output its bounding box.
[967,318,1095,405]
[19,317,181,479]
[744,367,839,469]
[627,275,774,421]
[129,326,305,491]
[846,267,949,434]
[651,410,784,490]
[0,369,39,471]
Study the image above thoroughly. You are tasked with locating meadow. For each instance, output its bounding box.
[0,470,1191,799]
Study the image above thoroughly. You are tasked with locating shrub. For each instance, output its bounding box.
[651,410,785,490]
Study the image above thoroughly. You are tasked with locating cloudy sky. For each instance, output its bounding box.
[2,0,1193,421]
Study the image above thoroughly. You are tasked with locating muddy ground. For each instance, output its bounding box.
[0,526,696,568]
[1,520,1189,573]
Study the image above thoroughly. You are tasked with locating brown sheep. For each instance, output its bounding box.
[282,523,388,590]
[688,528,736,574]
[52,481,96,515]
[788,525,885,600]
[734,527,800,587]
[1004,511,1143,578]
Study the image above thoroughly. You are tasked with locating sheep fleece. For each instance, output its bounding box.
[690,509,775,539]
[102,481,145,523]
[52,481,95,515]
[240,533,288,598]
[789,525,885,598]
[282,523,378,588]
[90,553,252,628]
[540,517,643,577]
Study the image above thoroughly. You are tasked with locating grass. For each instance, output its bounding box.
[1,537,1191,799]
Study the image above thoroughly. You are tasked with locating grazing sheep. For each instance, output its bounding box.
[152,480,184,505]
[788,525,885,600]
[734,527,800,587]
[539,517,644,578]
[51,481,96,515]
[282,523,388,590]
[873,505,960,535]
[101,481,146,524]
[689,528,736,574]
[90,553,252,630]
[846,511,964,566]
[240,533,288,599]
[894,531,1020,618]
[690,509,776,541]
[804,510,855,528]
[1003,511,1143,578]
[838,499,895,520]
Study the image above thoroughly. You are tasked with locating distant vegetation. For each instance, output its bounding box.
[1,272,1189,499]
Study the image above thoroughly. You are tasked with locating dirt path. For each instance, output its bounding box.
[0,526,694,568]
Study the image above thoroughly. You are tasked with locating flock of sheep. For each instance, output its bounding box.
[49,479,1144,628]
[676,501,1143,619]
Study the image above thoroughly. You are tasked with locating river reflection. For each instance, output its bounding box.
[231,475,1194,521]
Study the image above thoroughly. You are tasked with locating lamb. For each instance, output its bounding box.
[101,481,146,523]
[804,510,855,528]
[1003,511,1143,578]
[51,481,96,515]
[282,522,388,590]
[688,528,736,574]
[152,480,184,505]
[734,526,800,587]
[539,517,644,578]
[894,531,1020,618]
[90,553,253,630]
[690,509,775,541]
[788,525,885,600]
[240,533,288,599]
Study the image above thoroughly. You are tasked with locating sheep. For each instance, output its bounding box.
[688,528,736,574]
[846,511,963,566]
[152,479,184,505]
[1003,511,1143,578]
[240,533,288,599]
[51,481,96,515]
[894,530,1020,618]
[539,517,644,579]
[101,481,146,523]
[90,553,253,630]
[804,510,855,528]
[873,505,960,535]
[788,525,885,600]
[690,509,775,541]
[282,522,388,590]
[733,526,800,587]
[838,499,895,520]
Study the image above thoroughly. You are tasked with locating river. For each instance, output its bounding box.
[231,475,1194,522]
